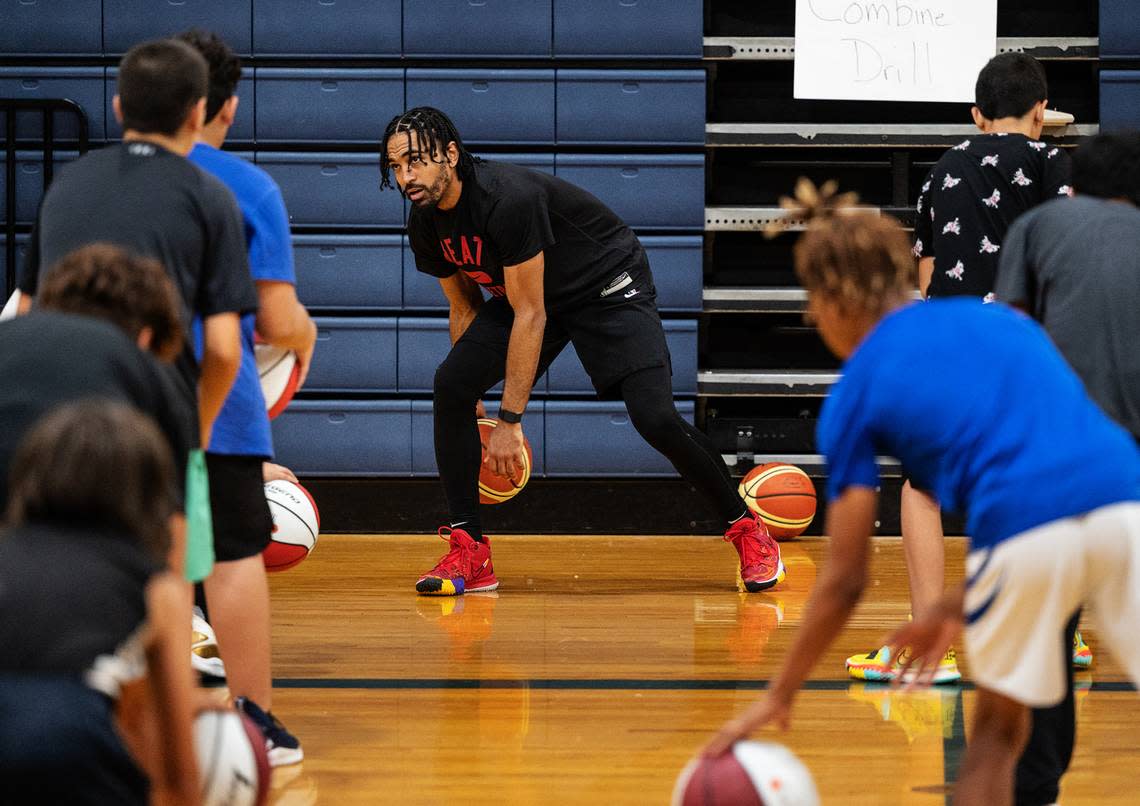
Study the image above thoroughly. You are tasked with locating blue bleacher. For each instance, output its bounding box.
[1100,0,1140,59]
[254,69,403,144]
[293,235,404,311]
[0,151,79,225]
[406,70,556,146]
[545,400,694,476]
[0,235,31,298]
[640,236,703,313]
[253,0,402,57]
[103,0,252,55]
[556,70,706,145]
[553,0,702,59]
[0,68,105,141]
[554,154,705,231]
[0,0,102,56]
[271,401,412,476]
[1100,71,1140,132]
[257,153,405,227]
[305,317,399,393]
[403,0,552,58]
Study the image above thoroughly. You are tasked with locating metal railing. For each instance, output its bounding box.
[2,98,90,294]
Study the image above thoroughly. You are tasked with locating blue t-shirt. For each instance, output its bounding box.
[188,143,295,458]
[817,300,1140,550]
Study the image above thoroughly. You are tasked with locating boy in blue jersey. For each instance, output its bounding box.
[179,29,317,766]
[707,181,1140,805]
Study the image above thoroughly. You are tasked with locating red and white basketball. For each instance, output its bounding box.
[263,480,320,572]
[0,290,21,322]
[255,342,300,420]
[673,742,820,806]
[194,709,270,806]
[477,418,533,505]
[739,463,817,540]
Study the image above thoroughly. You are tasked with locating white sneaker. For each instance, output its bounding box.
[192,608,226,678]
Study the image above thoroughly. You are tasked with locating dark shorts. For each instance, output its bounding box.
[0,677,148,806]
[454,263,671,399]
[205,453,273,562]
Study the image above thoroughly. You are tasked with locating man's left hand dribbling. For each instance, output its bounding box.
[486,421,525,482]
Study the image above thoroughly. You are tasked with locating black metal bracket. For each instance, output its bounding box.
[2,98,89,296]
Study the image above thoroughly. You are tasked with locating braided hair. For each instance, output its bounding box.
[770,179,916,318]
[379,107,481,191]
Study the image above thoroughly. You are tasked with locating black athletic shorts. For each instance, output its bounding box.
[205,453,273,562]
[457,260,671,399]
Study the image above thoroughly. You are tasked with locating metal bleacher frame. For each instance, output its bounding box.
[2,98,89,294]
[699,34,1102,478]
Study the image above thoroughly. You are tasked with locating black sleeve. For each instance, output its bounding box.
[486,188,556,267]
[1042,147,1073,199]
[913,169,935,259]
[197,181,258,317]
[16,211,44,297]
[993,213,1038,311]
[407,209,456,279]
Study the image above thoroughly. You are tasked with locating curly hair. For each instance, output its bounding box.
[771,179,916,318]
[6,400,177,562]
[175,28,242,124]
[379,106,481,191]
[38,243,184,363]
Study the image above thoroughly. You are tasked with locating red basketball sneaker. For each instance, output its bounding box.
[416,527,499,596]
[724,515,786,592]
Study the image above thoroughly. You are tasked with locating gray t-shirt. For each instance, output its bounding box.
[995,195,1140,438]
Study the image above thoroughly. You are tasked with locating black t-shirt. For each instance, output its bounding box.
[914,133,1072,299]
[407,159,647,312]
[0,312,193,513]
[0,522,156,692]
[18,141,258,416]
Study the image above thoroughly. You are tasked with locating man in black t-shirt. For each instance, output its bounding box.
[382,107,783,597]
[17,38,256,449]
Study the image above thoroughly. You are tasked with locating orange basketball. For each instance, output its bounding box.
[477,418,533,505]
[738,463,816,540]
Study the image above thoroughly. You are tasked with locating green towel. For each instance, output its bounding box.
[184,449,215,582]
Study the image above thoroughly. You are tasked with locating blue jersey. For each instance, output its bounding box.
[817,300,1140,549]
[188,143,295,458]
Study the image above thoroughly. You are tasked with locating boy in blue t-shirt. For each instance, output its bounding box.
[180,29,317,767]
[707,182,1140,805]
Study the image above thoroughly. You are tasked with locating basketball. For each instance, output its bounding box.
[738,463,817,540]
[672,742,820,806]
[194,709,270,806]
[477,417,533,504]
[264,479,320,572]
[255,341,300,420]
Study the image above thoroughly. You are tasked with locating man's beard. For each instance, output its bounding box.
[408,170,451,209]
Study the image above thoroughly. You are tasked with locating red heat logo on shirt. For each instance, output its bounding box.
[439,235,506,297]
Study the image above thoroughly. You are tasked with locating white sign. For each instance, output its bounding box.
[794,0,997,103]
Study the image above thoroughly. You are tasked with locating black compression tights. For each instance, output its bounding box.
[434,359,747,537]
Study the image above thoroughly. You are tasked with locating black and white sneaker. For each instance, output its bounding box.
[235,696,303,766]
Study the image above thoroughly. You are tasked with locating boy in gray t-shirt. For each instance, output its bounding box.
[996,133,1140,441]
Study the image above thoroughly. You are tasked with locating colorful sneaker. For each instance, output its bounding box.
[1072,630,1092,668]
[846,646,962,684]
[846,646,896,682]
[724,515,786,592]
[191,608,225,679]
[235,696,303,767]
[415,527,499,596]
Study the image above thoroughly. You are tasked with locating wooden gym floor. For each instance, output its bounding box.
[261,535,1139,805]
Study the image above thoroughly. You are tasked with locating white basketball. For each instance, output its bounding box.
[255,342,299,419]
[263,480,320,572]
[194,709,269,806]
[0,290,22,322]
[672,741,820,806]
